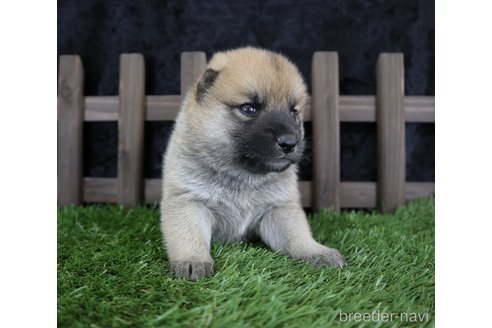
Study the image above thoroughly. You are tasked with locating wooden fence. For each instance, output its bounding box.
[57,51,435,213]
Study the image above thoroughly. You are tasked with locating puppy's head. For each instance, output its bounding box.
[189,47,308,174]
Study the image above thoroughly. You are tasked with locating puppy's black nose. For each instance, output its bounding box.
[277,134,297,153]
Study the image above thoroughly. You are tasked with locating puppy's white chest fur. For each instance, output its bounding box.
[173,159,297,244]
[210,202,259,243]
[193,178,275,243]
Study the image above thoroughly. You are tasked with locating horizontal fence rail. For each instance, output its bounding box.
[58,51,435,212]
[83,95,435,122]
[82,178,434,209]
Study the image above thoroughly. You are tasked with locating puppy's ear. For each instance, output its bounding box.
[196,69,220,104]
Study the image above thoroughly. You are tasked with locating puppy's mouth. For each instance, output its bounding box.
[240,155,296,174]
[266,158,293,172]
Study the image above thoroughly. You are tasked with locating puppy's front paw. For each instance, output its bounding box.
[302,246,347,268]
[170,259,214,281]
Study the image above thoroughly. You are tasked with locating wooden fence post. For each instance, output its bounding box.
[180,52,207,96]
[312,52,340,212]
[376,53,405,213]
[58,55,84,206]
[117,54,145,207]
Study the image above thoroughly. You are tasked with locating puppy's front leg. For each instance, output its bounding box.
[259,204,346,268]
[161,199,214,280]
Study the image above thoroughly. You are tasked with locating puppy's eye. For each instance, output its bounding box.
[291,108,299,115]
[239,103,257,116]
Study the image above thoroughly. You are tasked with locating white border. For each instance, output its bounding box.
[436,0,492,326]
[0,1,57,326]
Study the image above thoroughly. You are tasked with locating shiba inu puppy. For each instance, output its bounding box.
[160,47,346,280]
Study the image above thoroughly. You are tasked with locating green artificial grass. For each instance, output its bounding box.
[58,197,434,328]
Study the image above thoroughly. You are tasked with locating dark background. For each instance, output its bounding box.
[58,0,434,182]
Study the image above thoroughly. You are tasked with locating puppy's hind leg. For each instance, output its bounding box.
[259,204,346,268]
[161,199,215,280]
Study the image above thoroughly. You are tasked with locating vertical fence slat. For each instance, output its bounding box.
[312,52,340,212]
[58,55,84,206]
[180,52,207,95]
[376,53,405,213]
[118,54,145,207]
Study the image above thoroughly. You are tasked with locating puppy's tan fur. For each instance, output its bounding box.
[161,47,345,280]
